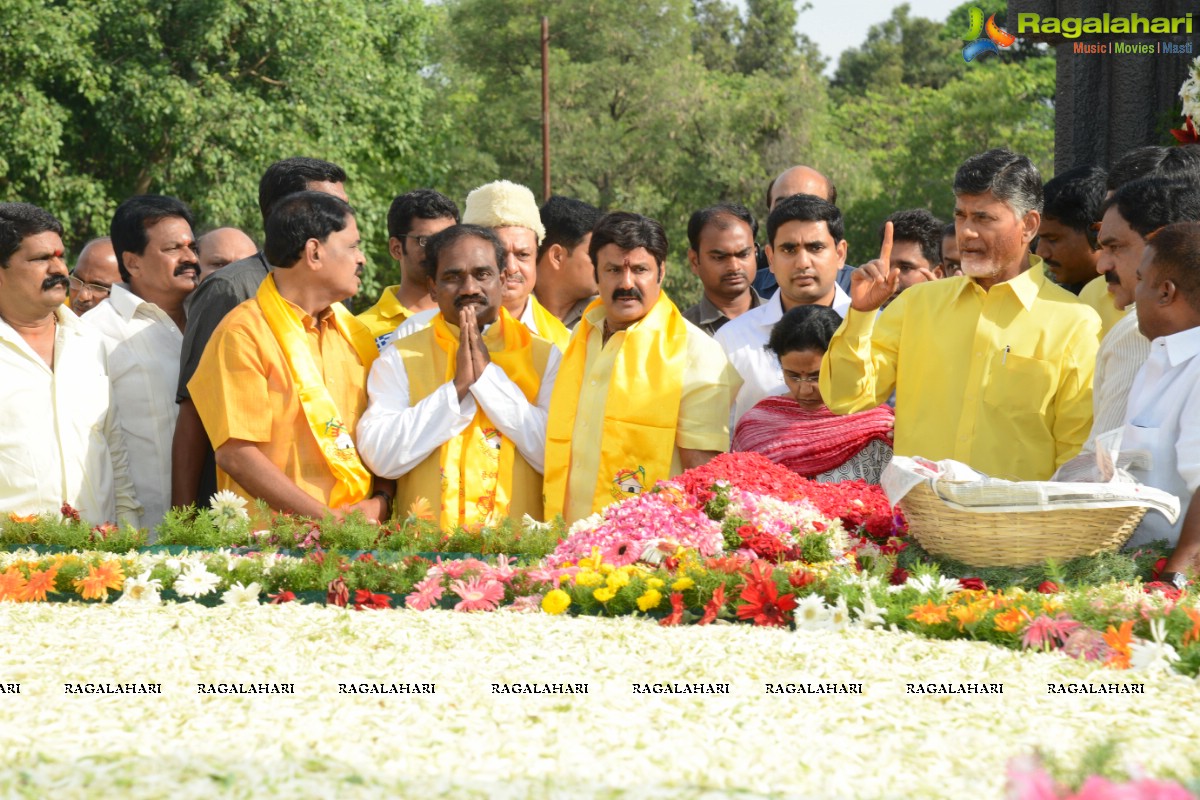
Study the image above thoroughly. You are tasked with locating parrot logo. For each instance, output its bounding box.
[963,7,1016,62]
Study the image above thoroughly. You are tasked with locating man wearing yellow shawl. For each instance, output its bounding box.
[190,192,393,521]
[389,180,571,351]
[357,225,559,529]
[544,212,742,524]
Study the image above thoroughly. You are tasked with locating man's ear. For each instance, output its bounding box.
[1021,210,1041,244]
[388,237,405,262]
[687,248,701,277]
[303,238,322,271]
[836,239,848,266]
[548,243,566,270]
[933,265,945,279]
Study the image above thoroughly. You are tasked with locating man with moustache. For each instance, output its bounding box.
[68,237,120,316]
[86,195,198,531]
[717,194,852,425]
[357,225,559,528]
[1074,178,1200,457]
[820,149,1100,481]
[0,203,140,525]
[544,212,740,524]
[682,203,761,336]
[173,156,348,511]
[189,192,392,521]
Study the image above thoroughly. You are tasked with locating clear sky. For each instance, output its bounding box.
[795,0,967,74]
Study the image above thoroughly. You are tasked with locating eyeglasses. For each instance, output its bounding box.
[68,275,112,299]
[403,234,431,248]
[784,373,821,385]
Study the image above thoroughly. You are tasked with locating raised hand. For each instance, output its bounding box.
[849,220,901,313]
[467,311,491,378]
[453,304,478,402]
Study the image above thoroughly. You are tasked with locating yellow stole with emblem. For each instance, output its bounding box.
[256,274,378,507]
[543,292,687,520]
[397,308,549,529]
[528,295,571,350]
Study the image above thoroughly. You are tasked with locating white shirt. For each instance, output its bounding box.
[381,299,544,351]
[715,285,851,425]
[1121,326,1200,546]
[84,285,184,531]
[356,325,562,478]
[1082,307,1150,455]
[0,306,140,526]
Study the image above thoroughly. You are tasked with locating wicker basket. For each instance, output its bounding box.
[900,481,1147,567]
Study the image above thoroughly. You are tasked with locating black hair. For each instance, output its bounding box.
[1107,178,1200,239]
[588,212,668,277]
[882,209,944,266]
[538,195,602,260]
[766,194,844,247]
[423,224,505,283]
[953,148,1043,217]
[1106,144,1200,192]
[387,189,460,241]
[258,157,347,224]
[765,305,843,359]
[686,203,757,251]
[1145,222,1200,309]
[109,195,194,282]
[263,191,354,268]
[0,202,64,267]
[1042,164,1107,248]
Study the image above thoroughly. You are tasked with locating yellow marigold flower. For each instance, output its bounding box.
[593,586,616,603]
[950,604,982,630]
[541,589,571,615]
[605,571,630,590]
[636,589,662,612]
[575,571,603,587]
[646,578,665,590]
[671,577,695,591]
[599,564,615,575]
[907,600,950,625]
[994,607,1031,634]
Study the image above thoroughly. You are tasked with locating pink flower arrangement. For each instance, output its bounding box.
[450,577,505,612]
[405,575,445,611]
[1006,755,1193,800]
[1021,614,1082,651]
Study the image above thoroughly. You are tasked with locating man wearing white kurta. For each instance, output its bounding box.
[0,202,140,526]
[717,194,852,425]
[87,196,199,530]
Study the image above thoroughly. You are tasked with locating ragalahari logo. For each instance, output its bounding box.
[963,7,1016,62]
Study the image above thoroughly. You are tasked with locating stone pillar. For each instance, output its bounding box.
[1007,0,1198,171]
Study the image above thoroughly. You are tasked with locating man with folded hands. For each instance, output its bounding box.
[357,224,560,529]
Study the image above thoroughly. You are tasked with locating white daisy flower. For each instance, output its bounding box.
[853,593,887,629]
[208,489,250,533]
[1130,618,1181,673]
[221,581,262,606]
[113,571,162,607]
[793,594,832,631]
[173,564,221,598]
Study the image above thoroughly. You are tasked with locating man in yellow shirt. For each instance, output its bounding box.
[190,192,393,521]
[357,189,459,350]
[357,225,559,529]
[820,149,1101,481]
[544,212,741,524]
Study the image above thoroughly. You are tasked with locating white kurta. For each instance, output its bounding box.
[0,306,140,526]
[1122,326,1200,546]
[84,285,183,530]
[357,334,561,479]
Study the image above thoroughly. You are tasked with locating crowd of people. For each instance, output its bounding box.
[1,145,1198,585]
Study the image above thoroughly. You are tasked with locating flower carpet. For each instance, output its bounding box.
[2,602,1198,799]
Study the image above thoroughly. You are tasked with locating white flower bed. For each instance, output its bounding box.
[0,603,1197,798]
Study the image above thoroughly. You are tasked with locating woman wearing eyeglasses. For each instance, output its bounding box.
[732,305,894,484]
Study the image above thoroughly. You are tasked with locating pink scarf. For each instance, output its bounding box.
[732,396,894,478]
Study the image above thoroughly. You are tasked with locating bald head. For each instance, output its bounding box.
[71,237,120,315]
[196,227,257,280]
[768,166,836,209]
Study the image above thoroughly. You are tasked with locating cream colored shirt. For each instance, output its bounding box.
[84,284,184,531]
[0,306,140,526]
[1082,307,1150,456]
[562,304,741,523]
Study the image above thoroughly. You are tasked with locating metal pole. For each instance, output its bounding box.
[541,16,551,202]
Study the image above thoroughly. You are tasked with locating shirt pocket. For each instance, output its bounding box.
[982,351,1055,423]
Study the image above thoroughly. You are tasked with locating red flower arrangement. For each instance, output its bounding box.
[736,562,797,627]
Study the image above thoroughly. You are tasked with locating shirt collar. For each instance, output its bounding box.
[1157,325,1200,368]
[375,285,408,321]
[695,288,763,326]
[107,283,146,322]
[953,255,1045,312]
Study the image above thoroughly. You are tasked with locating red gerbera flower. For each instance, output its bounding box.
[660,592,685,626]
[736,562,796,627]
[268,591,296,604]
[354,588,392,610]
[699,584,726,625]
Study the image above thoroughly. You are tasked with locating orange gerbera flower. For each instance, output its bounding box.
[7,512,38,524]
[93,560,125,592]
[993,607,1031,634]
[1183,608,1200,647]
[406,496,435,522]
[1103,620,1135,669]
[73,560,124,601]
[907,600,950,625]
[0,567,29,602]
[20,566,59,602]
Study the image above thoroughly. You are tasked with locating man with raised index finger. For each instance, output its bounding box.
[819,149,1101,481]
